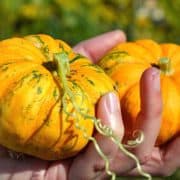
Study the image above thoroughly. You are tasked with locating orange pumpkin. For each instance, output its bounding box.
[0,34,115,160]
[99,39,180,145]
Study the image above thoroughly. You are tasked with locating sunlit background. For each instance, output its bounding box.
[0,0,179,179]
[1,0,180,45]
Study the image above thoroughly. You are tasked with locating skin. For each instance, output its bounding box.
[0,30,179,180]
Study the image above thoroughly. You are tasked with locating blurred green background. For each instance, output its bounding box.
[1,0,180,46]
[0,0,179,179]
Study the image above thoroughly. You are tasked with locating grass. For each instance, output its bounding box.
[116,169,180,180]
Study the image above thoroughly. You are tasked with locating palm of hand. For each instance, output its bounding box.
[0,145,70,180]
[133,137,180,177]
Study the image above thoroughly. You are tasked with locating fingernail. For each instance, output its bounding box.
[105,92,120,114]
[103,92,123,136]
[151,68,161,91]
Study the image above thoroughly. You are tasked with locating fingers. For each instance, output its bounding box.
[0,156,47,180]
[125,147,163,176]
[45,160,71,180]
[69,92,124,179]
[91,92,124,167]
[96,92,124,140]
[73,30,126,63]
[161,135,180,176]
[0,154,71,180]
[110,67,163,176]
[69,67,163,179]
[135,67,163,163]
[128,135,180,177]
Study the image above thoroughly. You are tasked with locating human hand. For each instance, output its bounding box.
[69,30,180,179]
[0,30,126,180]
[0,145,71,180]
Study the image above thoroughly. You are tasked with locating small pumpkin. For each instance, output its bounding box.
[99,39,180,145]
[0,34,115,160]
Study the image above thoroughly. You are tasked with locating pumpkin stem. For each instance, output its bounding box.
[158,57,172,75]
[54,52,70,92]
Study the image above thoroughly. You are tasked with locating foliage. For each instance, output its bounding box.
[0,0,129,45]
[1,0,180,45]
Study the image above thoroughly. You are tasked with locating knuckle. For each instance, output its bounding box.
[153,102,163,116]
[138,154,152,164]
[139,102,162,119]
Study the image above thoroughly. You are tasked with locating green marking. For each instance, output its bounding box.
[86,78,95,86]
[32,70,42,82]
[81,63,104,73]
[0,62,14,71]
[37,86,42,94]
[1,65,8,71]
[33,35,44,46]
[14,74,31,90]
[113,82,119,92]
[100,51,129,69]
[69,54,84,63]
[53,88,59,99]
[104,51,128,60]
[33,35,50,61]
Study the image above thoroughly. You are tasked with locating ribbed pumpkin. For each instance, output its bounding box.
[99,39,180,145]
[0,34,115,160]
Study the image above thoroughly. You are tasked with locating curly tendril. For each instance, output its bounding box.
[53,52,152,180]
